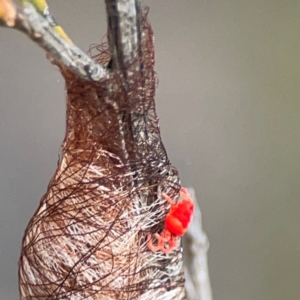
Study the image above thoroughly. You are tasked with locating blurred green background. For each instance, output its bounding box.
[1,1,300,299]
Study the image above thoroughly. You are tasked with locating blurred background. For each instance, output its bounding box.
[1,1,300,299]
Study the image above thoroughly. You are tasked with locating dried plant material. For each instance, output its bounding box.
[0,2,106,81]
[184,188,212,300]
[19,12,187,300]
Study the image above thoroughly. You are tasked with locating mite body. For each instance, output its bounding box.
[148,187,194,253]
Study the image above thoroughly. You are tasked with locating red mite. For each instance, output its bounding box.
[147,187,194,253]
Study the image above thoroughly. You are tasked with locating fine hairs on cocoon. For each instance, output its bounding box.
[19,10,186,300]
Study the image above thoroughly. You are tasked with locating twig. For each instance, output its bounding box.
[105,0,141,76]
[0,0,107,81]
[184,188,213,300]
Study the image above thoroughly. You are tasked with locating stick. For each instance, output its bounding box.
[184,188,213,300]
[0,0,106,81]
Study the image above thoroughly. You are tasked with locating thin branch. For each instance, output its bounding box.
[184,188,213,300]
[0,0,107,81]
[105,0,141,76]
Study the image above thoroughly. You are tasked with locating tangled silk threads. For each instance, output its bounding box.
[19,13,186,300]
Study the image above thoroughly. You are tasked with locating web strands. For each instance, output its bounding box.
[19,13,186,300]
